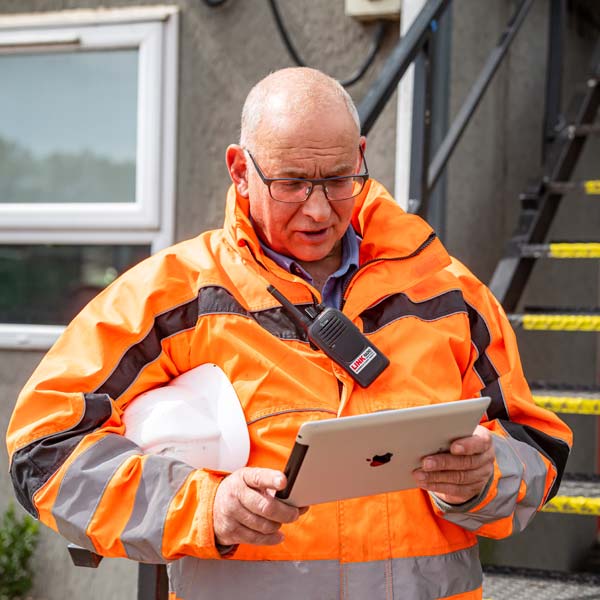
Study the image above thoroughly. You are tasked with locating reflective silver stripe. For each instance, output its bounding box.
[168,546,482,600]
[437,435,546,533]
[169,557,340,599]
[389,546,481,600]
[53,434,139,551]
[507,436,547,531]
[121,454,193,563]
[343,559,387,599]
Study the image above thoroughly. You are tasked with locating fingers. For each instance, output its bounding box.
[214,499,285,547]
[448,425,492,456]
[413,463,493,504]
[417,462,492,486]
[239,484,303,526]
[213,467,307,547]
[242,467,287,492]
[412,427,495,504]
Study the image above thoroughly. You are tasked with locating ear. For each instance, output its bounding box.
[226,144,249,197]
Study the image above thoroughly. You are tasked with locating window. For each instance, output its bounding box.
[0,7,179,349]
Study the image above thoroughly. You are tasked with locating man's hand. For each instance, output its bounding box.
[213,467,307,547]
[412,425,495,505]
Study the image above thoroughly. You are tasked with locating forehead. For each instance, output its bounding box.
[253,105,359,163]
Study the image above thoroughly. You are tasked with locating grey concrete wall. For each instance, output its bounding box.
[445,0,511,281]
[171,0,400,241]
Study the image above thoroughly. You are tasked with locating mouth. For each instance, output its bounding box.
[298,227,330,240]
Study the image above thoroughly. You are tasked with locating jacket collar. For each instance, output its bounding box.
[224,179,450,267]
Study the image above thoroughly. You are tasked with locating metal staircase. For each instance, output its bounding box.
[482,31,600,600]
[488,37,600,517]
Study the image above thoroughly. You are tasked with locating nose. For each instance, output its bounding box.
[301,184,331,222]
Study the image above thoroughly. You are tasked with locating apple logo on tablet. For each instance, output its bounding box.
[367,452,393,467]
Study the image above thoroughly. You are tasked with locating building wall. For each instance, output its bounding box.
[0,0,597,597]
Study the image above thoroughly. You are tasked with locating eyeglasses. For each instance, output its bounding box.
[245,147,369,204]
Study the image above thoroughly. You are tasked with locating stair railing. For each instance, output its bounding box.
[358,0,535,220]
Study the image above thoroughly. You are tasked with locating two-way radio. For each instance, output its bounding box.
[267,285,389,387]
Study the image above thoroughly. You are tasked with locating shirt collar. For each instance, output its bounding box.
[259,226,360,282]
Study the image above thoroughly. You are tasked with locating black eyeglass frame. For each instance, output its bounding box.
[245,147,370,203]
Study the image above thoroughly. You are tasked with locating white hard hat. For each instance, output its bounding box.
[122,363,250,473]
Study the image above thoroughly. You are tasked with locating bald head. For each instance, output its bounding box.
[240,67,360,150]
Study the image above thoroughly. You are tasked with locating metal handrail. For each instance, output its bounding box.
[358,0,450,135]
[357,0,535,218]
[427,0,534,193]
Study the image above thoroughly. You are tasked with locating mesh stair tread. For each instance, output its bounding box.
[543,474,600,515]
[508,309,600,330]
[519,242,600,258]
[554,473,600,498]
[531,384,600,414]
[482,565,600,599]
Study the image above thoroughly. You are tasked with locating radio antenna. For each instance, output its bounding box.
[267,285,313,330]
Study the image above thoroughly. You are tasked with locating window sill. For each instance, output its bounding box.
[0,324,64,351]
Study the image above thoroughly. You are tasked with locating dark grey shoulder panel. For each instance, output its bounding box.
[97,286,310,402]
[465,302,508,421]
[360,289,467,334]
[96,297,199,400]
[198,285,310,342]
[10,392,113,517]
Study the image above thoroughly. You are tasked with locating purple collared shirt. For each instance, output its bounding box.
[260,227,361,309]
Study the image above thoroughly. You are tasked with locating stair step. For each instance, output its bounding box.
[519,242,600,258]
[482,565,600,599]
[543,474,600,516]
[509,309,600,331]
[563,122,600,137]
[531,382,600,414]
[530,381,600,393]
[533,390,600,414]
[546,179,600,194]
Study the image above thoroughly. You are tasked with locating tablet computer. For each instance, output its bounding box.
[275,396,490,507]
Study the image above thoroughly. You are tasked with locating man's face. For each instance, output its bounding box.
[243,109,363,264]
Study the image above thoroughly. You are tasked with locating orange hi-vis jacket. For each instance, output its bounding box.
[7,180,571,600]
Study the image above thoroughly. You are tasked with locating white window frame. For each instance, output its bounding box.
[0,6,179,350]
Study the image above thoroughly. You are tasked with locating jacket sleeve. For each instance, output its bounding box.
[5,251,225,563]
[429,258,572,539]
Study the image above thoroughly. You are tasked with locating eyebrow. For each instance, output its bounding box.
[276,163,356,179]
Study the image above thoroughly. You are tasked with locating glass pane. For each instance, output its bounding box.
[0,245,150,325]
[0,50,138,204]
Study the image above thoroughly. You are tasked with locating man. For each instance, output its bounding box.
[7,68,571,600]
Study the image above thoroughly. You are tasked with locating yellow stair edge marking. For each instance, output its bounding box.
[542,495,600,516]
[533,395,600,415]
[548,242,600,258]
[584,180,600,195]
[521,314,600,331]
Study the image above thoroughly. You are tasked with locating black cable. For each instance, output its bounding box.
[341,21,387,87]
[269,0,305,66]
[203,0,228,7]
[267,0,388,88]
